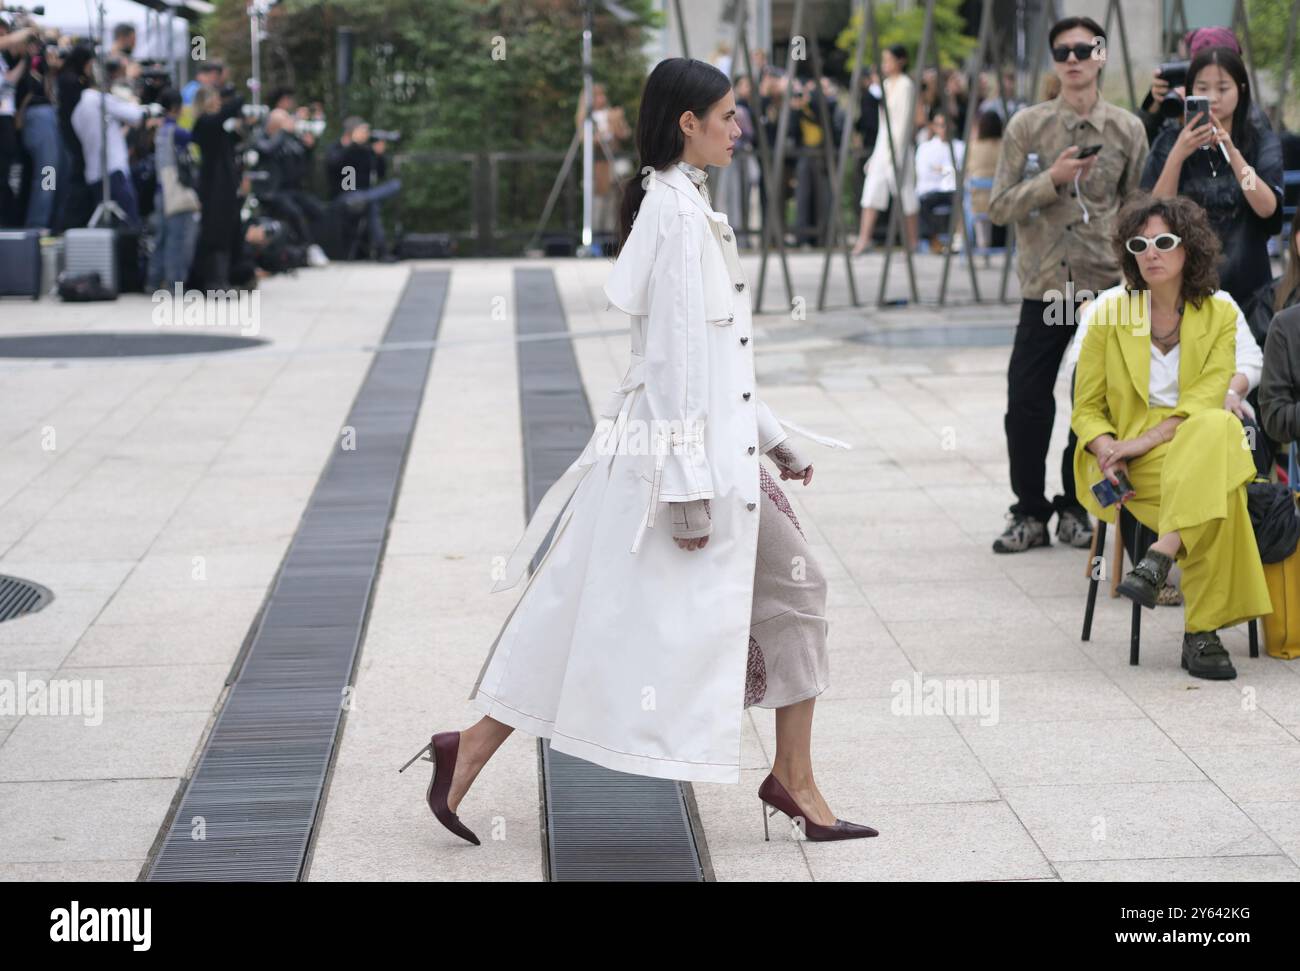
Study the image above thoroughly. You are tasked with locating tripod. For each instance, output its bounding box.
[525,0,636,257]
[88,0,126,228]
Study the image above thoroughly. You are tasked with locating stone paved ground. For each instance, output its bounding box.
[2,249,1298,881]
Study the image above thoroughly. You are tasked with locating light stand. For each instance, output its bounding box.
[527,0,635,257]
[247,0,273,109]
[89,0,127,228]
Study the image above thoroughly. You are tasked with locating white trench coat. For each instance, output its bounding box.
[467,161,851,784]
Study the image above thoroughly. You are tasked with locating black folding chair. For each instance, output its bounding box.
[1082,506,1260,665]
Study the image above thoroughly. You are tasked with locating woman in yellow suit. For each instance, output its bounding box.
[1072,193,1271,680]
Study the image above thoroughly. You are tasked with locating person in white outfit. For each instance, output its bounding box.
[402,57,878,847]
[852,44,920,255]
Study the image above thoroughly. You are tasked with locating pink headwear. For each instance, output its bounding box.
[1185,26,1241,57]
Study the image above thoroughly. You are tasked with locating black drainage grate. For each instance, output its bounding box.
[0,575,53,622]
[514,267,709,882]
[144,270,447,881]
[0,332,267,358]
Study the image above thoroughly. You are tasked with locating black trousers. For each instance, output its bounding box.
[1005,294,1095,522]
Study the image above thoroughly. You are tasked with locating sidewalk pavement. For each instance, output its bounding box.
[2,249,1298,881]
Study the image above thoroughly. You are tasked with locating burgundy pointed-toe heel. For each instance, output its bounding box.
[398,730,480,846]
[758,772,878,842]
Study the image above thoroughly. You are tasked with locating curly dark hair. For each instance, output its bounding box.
[1114,192,1221,309]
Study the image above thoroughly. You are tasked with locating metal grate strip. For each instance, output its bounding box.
[514,268,709,882]
[145,270,448,881]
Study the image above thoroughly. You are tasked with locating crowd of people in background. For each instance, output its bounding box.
[585,12,1300,680]
[0,12,403,293]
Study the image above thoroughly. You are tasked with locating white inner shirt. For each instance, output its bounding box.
[1149,341,1180,407]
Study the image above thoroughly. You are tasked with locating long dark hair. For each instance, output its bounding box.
[615,57,732,254]
[1186,46,1255,157]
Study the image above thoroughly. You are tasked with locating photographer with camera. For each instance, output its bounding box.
[69,49,161,228]
[1141,28,1272,149]
[1141,45,1283,315]
[325,116,401,261]
[252,107,329,265]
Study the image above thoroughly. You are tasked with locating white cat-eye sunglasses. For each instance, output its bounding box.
[1125,232,1182,255]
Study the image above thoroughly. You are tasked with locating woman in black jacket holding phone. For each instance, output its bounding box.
[1140,46,1284,314]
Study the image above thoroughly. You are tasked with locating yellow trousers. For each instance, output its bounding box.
[1076,407,1272,632]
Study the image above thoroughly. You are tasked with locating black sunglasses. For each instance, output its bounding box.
[1052,42,1102,63]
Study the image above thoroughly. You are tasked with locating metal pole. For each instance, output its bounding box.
[817,0,869,310]
[938,0,998,305]
[580,0,594,253]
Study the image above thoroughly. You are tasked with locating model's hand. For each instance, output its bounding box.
[671,498,710,550]
[779,464,813,485]
[768,441,814,485]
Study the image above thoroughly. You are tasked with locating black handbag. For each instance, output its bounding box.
[57,271,116,302]
[1246,479,1300,563]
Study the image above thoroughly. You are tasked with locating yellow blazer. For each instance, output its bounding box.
[1071,288,1239,522]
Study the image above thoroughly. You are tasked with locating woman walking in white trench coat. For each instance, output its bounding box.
[399,58,878,846]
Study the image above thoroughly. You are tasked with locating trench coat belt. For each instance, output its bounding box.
[490,352,648,594]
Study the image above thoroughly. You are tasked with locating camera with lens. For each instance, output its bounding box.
[1155,59,1189,119]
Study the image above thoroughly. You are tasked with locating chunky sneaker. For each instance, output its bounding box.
[1117,549,1174,609]
[1182,630,1237,679]
[992,513,1050,553]
[1055,507,1094,548]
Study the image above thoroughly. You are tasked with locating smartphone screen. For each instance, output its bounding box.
[1075,144,1101,159]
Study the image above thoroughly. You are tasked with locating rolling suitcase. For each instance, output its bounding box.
[63,227,118,299]
[0,229,42,299]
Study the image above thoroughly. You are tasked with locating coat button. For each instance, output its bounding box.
[748,445,756,454]
[747,502,756,510]
[742,391,751,400]
[740,336,749,345]
[735,282,744,291]
[727,313,734,322]
[723,233,732,241]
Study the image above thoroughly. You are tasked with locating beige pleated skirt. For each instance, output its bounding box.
[743,465,831,708]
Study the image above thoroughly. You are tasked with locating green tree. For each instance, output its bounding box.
[834,0,976,72]
[199,0,660,251]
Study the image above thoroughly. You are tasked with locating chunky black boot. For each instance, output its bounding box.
[1116,548,1173,609]
[1181,631,1237,680]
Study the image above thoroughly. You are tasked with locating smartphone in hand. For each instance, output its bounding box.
[1091,469,1135,507]
[1183,95,1211,141]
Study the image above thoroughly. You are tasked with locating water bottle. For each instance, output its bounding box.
[1023,152,1042,219]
